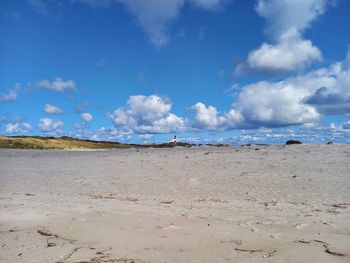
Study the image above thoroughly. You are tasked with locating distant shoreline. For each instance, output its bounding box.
[0,135,344,150]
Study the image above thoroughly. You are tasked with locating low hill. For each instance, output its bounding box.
[0,136,193,150]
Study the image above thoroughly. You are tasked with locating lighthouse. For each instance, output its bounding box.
[173,135,177,145]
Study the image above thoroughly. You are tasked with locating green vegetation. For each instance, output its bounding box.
[0,136,194,150]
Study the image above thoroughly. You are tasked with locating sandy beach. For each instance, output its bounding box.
[0,144,349,262]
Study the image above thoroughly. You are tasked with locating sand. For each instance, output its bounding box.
[0,144,349,262]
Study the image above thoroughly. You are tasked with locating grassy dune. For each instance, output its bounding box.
[0,136,192,150]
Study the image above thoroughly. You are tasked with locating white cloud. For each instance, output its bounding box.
[304,51,350,114]
[5,122,32,134]
[6,123,20,133]
[195,48,350,130]
[81,112,93,122]
[191,102,243,131]
[44,103,64,114]
[120,0,230,47]
[120,0,184,48]
[0,84,19,103]
[73,0,230,48]
[237,0,332,75]
[38,118,63,132]
[255,0,329,40]
[35,77,76,92]
[233,80,320,127]
[192,102,222,129]
[108,95,186,134]
[239,28,322,74]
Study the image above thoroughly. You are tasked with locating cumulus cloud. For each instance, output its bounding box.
[304,51,350,115]
[107,95,186,134]
[0,84,19,103]
[38,118,63,132]
[44,103,64,114]
[237,0,332,75]
[35,77,76,92]
[195,48,350,130]
[81,112,93,122]
[233,80,320,127]
[255,0,329,40]
[191,102,242,131]
[305,87,350,115]
[238,28,322,75]
[5,122,32,134]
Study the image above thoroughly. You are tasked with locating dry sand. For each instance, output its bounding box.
[0,144,349,262]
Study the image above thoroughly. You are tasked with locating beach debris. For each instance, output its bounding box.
[326,209,340,215]
[331,203,349,209]
[25,193,35,196]
[46,242,56,247]
[234,247,263,253]
[320,220,334,226]
[296,239,347,257]
[314,240,346,257]
[195,198,207,202]
[229,240,242,245]
[286,140,302,145]
[160,200,174,204]
[63,247,82,261]
[262,250,277,258]
[125,197,138,202]
[324,248,346,257]
[37,229,76,243]
[209,198,228,203]
[37,229,57,237]
[88,193,138,202]
[297,240,311,244]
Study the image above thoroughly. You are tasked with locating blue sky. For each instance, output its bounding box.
[1,0,350,144]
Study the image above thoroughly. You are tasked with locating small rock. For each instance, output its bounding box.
[286,140,302,145]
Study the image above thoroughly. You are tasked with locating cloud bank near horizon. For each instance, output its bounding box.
[2,47,350,140]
